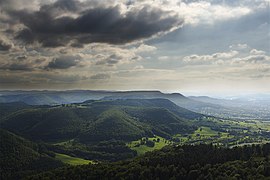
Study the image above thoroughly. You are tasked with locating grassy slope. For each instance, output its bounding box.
[192,126,219,137]
[55,153,93,165]
[127,136,170,155]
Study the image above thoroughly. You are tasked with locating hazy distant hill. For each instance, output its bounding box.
[1,90,268,120]
[0,90,109,105]
[190,96,270,120]
[0,90,207,109]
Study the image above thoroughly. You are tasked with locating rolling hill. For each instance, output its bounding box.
[0,102,33,118]
[78,108,147,142]
[0,99,201,143]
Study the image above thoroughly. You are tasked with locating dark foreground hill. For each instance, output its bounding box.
[27,143,270,180]
[0,129,64,180]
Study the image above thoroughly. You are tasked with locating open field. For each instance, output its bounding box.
[127,135,170,155]
[192,126,218,137]
[55,153,93,165]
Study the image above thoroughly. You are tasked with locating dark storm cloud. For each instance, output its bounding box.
[41,0,80,13]
[0,39,12,51]
[9,1,182,47]
[0,63,32,71]
[15,55,27,60]
[46,55,81,69]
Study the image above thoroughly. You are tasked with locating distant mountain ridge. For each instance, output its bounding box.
[0,90,217,117]
[1,90,269,120]
[0,90,187,105]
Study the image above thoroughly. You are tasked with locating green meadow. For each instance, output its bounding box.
[55,153,93,165]
[127,136,170,155]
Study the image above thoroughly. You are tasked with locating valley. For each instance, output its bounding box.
[0,90,269,179]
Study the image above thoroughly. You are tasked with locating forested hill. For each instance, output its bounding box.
[83,98,202,120]
[28,143,270,180]
[0,99,201,143]
[0,129,64,180]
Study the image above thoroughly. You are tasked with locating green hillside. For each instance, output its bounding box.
[0,129,64,179]
[86,98,203,120]
[1,99,200,143]
[79,108,147,142]
[124,107,196,137]
[0,99,201,164]
[1,107,85,141]
[0,102,32,118]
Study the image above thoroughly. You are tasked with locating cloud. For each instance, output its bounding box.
[0,0,269,92]
[90,73,111,80]
[0,63,32,71]
[233,54,270,64]
[15,55,27,60]
[37,73,87,83]
[250,49,265,55]
[0,38,13,51]
[95,52,140,66]
[229,44,249,50]
[0,52,50,71]
[158,46,270,68]
[135,44,157,53]
[87,44,142,67]
[46,55,82,69]
[178,1,251,25]
[7,1,182,47]
[182,50,239,65]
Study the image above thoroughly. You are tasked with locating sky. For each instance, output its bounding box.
[0,0,269,96]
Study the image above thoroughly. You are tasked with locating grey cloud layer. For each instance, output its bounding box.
[46,55,82,69]
[5,0,182,47]
[0,39,12,51]
[0,0,269,92]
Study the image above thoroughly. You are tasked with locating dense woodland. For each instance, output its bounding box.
[28,143,270,180]
[0,99,200,143]
[0,99,199,162]
[0,129,64,180]
[2,126,270,179]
